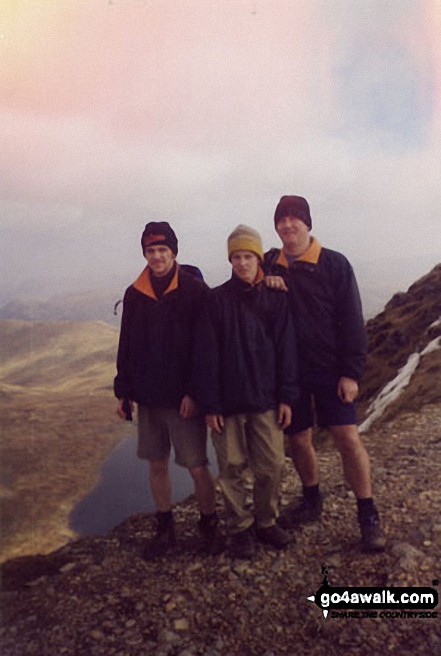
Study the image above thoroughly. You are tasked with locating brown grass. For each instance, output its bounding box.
[0,390,127,562]
[0,319,127,562]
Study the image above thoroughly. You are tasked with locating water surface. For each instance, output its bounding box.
[70,433,218,536]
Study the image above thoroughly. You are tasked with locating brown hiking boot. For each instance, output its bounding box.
[277,496,323,529]
[255,524,291,549]
[229,527,256,559]
[359,514,387,552]
[142,513,176,561]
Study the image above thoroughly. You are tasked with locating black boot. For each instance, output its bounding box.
[359,513,386,552]
[142,511,176,561]
[357,499,386,552]
[198,512,225,555]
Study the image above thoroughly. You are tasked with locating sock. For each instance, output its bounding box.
[199,511,218,528]
[156,510,173,525]
[303,484,321,504]
[357,498,377,521]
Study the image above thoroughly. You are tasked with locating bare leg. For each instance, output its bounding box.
[278,428,322,528]
[189,464,216,515]
[289,428,319,486]
[149,458,172,512]
[329,425,372,498]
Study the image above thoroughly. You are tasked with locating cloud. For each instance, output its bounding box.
[0,0,440,297]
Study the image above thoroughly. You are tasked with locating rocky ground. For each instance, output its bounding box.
[1,404,441,656]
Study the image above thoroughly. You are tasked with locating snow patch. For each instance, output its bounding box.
[428,316,441,330]
[359,336,441,433]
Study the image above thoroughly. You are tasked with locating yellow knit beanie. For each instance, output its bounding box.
[227,225,264,261]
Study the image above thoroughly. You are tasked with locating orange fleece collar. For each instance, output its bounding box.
[133,264,179,300]
[276,237,322,268]
[255,267,264,284]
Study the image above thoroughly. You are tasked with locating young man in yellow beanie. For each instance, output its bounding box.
[194,225,298,558]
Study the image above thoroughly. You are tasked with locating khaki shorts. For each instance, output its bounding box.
[137,405,208,469]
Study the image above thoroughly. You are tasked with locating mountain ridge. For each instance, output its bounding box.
[359,263,441,430]
[2,254,439,324]
[1,264,441,654]
[0,319,119,394]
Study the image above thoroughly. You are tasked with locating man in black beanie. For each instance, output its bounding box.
[265,196,386,552]
[114,221,223,558]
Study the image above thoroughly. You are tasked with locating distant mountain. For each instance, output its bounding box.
[1,254,439,323]
[0,291,123,326]
[359,263,441,430]
[0,319,119,395]
[0,275,416,325]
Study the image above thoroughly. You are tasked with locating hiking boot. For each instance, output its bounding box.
[198,514,225,555]
[277,496,323,529]
[255,524,291,549]
[359,514,387,553]
[229,527,256,559]
[142,513,176,561]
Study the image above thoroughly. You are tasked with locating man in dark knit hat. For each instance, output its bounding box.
[265,196,386,552]
[114,221,223,559]
[194,225,298,558]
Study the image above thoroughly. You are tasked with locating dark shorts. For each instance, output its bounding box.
[286,373,358,434]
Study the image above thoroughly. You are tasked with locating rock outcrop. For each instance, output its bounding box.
[360,263,441,428]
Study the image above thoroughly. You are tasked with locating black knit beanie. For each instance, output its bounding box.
[274,196,312,229]
[141,221,178,255]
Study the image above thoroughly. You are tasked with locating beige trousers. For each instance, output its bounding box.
[211,409,285,533]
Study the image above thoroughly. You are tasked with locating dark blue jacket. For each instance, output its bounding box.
[194,273,298,417]
[114,265,208,407]
[264,239,367,381]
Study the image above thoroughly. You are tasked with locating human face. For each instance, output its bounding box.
[145,244,175,277]
[275,216,311,255]
[231,250,260,284]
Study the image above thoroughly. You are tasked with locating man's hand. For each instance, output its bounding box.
[116,398,133,419]
[264,276,288,292]
[337,377,359,403]
[179,395,198,419]
[277,403,292,430]
[205,414,225,434]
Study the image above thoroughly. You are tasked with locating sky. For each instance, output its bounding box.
[1,0,440,300]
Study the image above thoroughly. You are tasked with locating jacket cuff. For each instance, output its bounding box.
[114,381,133,400]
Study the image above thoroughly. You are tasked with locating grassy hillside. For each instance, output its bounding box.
[0,319,119,393]
[0,319,126,562]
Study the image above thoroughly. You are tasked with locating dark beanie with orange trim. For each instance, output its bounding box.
[274,196,312,229]
[141,221,178,255]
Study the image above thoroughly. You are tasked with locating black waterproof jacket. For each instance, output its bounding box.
[194,273,298,417]
[264,239,367,381]
[114,265,208,407]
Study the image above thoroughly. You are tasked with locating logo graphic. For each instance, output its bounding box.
[307,567,438,619]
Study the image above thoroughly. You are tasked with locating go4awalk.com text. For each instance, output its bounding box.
[307,567,438,619]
